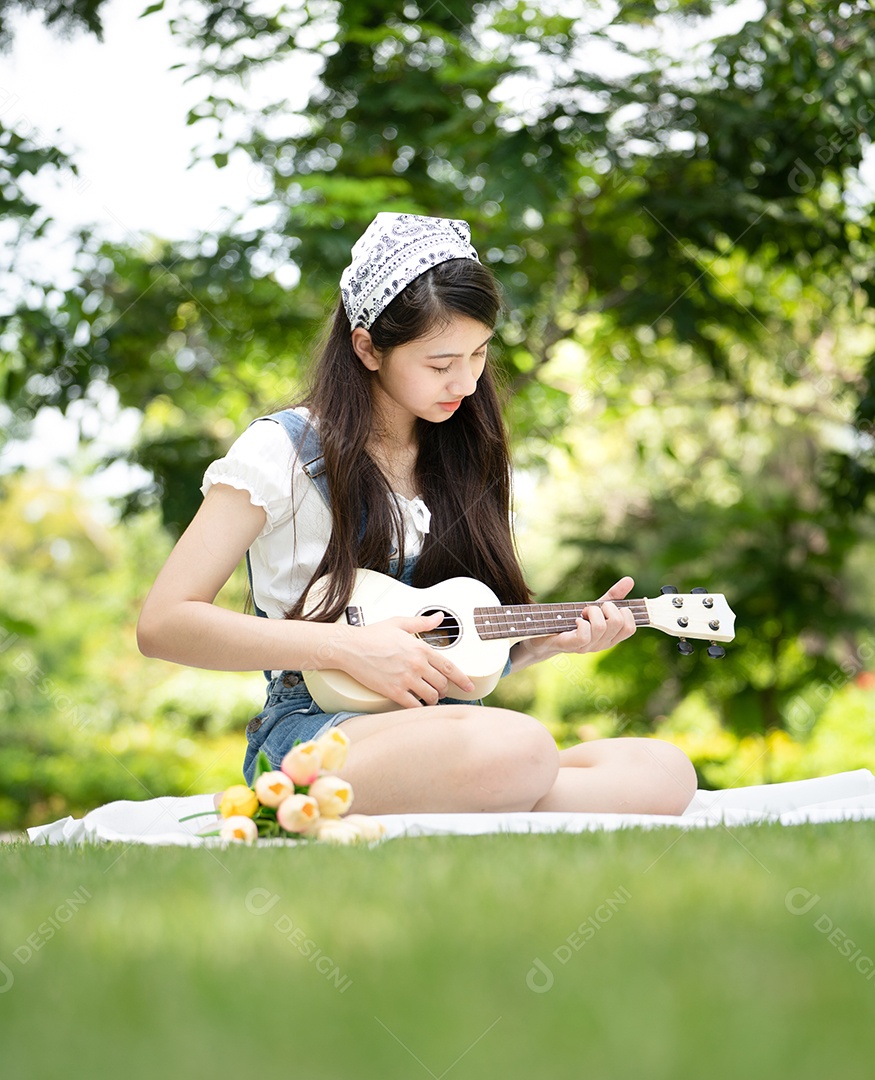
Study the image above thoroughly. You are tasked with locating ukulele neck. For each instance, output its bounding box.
[472,600,649,641]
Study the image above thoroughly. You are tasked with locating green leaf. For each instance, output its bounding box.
[257,817,281,838]
[139,2,165,18]
[0,613,37,637]
[252,750,273,784]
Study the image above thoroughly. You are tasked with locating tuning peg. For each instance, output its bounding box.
[691,587,707,594]
[661,585,679,595]
[707,643,726,659]
[676,638,694,655]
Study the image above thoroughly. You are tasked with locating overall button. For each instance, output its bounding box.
[282,672,301,688]
[246,715,265,734]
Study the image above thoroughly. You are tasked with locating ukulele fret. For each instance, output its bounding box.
[473,600,651,641]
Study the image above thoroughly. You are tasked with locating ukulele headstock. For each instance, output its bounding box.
[644,586,736,656]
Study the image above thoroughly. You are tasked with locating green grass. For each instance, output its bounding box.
[2,824,875,1079]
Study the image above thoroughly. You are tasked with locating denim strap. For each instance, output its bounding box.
[245,410,331,679]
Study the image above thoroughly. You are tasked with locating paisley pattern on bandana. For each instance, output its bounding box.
[340,212,480,330]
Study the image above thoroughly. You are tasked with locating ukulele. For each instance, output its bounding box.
[301,570,736,714]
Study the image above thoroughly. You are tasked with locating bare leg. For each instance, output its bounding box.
[531,738,697,816]
[337,705,560,813]
[336,707,696,817]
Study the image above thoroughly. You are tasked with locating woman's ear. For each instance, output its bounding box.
[351,328,381,371]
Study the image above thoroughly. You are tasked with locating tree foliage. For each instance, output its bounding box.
[0,0,105,51]
[2,0,875,762]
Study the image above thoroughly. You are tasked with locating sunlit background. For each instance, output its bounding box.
[2,0,875,830]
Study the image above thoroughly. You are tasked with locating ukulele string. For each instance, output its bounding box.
[419,601,653,646]
[472,599,651,640]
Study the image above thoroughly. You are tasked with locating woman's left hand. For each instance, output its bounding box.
[556,575,637,655]
[509,577,637,672]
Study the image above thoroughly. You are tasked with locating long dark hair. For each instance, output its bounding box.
[285,257,532,622]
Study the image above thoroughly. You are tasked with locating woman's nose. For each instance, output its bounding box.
[449,367,478,397]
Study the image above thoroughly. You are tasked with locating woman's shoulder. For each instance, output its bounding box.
[203,406,315,496]
[235,405,318,453]
[249,405,321,442]
[202,406,327,532]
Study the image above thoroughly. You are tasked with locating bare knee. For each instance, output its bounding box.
[638,738,698,815]
[463,708,559,812]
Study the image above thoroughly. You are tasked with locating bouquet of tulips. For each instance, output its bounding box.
[185,728,385,845]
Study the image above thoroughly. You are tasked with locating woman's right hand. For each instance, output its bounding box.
[334,612,476,709]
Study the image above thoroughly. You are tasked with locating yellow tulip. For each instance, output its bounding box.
[308,775,354,819]
[254,771,295,808]
[219,785,258,819]
[315,728,350,772]
[281,742,322,786]
[276,793,320,834]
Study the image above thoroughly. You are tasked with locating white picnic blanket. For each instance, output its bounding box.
[26,769,875,846]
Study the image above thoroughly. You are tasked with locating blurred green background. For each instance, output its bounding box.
[2,0,875,830]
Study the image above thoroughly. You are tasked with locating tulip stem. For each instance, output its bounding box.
[179,810,222,822]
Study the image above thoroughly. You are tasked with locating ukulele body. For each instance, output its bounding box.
[302,570,513,713]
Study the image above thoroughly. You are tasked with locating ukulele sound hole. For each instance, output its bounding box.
[417,608,461,649]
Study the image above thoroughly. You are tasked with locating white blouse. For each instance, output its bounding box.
[200,407,433,620]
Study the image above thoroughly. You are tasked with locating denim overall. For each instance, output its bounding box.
[241,410,490,784]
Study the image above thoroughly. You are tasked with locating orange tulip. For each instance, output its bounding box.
[254,771,295,808]
[308,775,354,819]
[276,793,320,834]
[315,728,350,772]
[281,742,322,786]
[313,819,361,845]
[219,816,258,844]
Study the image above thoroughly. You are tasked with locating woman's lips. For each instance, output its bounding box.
[438,400,462,412]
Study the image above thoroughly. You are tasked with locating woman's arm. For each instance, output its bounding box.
[137,484,345,672]
[137,484,475,706]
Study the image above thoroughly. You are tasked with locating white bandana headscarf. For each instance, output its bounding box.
[340,212,480,330]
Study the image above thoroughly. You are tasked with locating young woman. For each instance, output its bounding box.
[137,213,697,816]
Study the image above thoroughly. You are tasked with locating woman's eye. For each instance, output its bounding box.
[432,365,451,374]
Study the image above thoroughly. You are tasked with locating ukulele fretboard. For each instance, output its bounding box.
[473,600,651,641]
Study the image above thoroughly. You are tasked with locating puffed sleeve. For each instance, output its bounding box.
[201,418,303,536]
